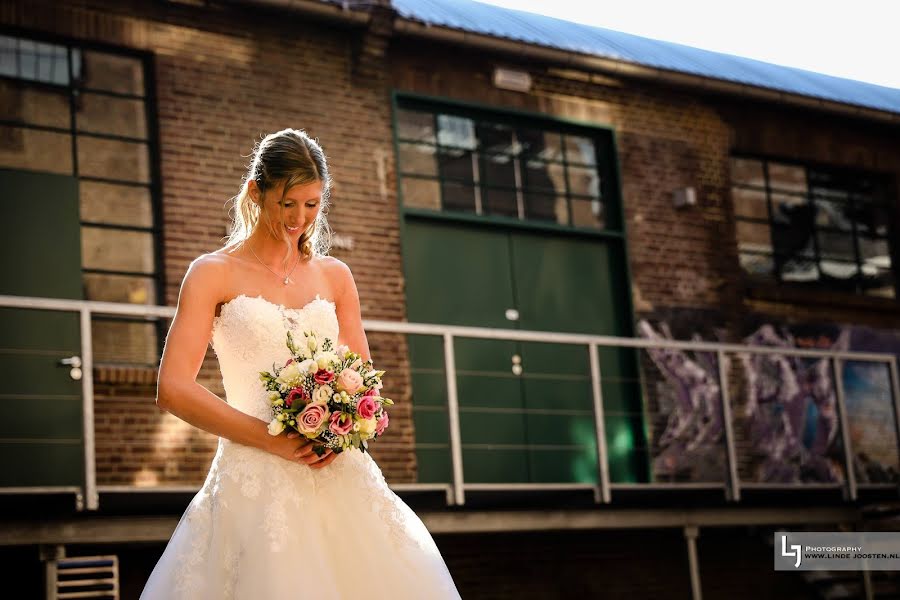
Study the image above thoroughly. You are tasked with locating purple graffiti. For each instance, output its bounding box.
[739,325,845,483]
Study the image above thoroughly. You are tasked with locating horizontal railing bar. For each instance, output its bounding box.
[740,483,844,489]
[0,486,81,494]
[0,295,174,319]
[464,483,596,490]
[610,483,725,490]
[1,295,893,362]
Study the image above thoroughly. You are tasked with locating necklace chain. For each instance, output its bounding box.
[248,242,301,285]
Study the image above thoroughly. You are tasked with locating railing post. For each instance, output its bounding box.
[80,307,98,511]
[888,358,900,477]
[684,525,703,600]
[717,351,741,502]
[588,343,611,503]
[442,333,465,506]
[831,357,857,501]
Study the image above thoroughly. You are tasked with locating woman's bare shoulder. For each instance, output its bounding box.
[317,255,353,283]
[178,252,233,303]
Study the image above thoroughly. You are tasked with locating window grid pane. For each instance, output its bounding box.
[731,156,895,298]
[397,103,610,231]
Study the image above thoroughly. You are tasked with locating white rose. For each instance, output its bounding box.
[298,358,317,374]
[267,419,285,436]
[314,385,333,404]
[336,344,350,358]
[276,362,301,385]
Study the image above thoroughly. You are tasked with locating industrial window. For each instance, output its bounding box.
[395,99,615,231]
[732,156,896,299]
[0,33,162,364]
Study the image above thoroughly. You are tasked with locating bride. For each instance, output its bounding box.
[140,129,461,599]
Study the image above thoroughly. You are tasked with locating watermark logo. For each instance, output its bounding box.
[774,532,900,571]
[781,534,801,568]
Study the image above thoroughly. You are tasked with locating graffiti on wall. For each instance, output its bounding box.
[637,310,900,486]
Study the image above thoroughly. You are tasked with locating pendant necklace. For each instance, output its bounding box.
[248,242,301,285]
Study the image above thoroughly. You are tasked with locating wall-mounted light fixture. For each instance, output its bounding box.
[672,187,697,208]
[493,67,532,92]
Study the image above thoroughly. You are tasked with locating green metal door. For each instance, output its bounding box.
[0,169,84,489]
[510,231,647,483]
[404,218,527,483]
[405,217,647,485]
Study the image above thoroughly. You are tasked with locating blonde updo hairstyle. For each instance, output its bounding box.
[225,128,332,265]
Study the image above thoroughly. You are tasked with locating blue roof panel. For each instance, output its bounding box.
[392,0,900,116]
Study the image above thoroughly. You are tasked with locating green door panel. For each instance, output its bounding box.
[523,413,597,446]
[0,442,84,487]
[0,169,84,489]
[0,169,82,299]
[415,447,453,484]
[529,448,598,484]
[0,398,82,438]
[412,407,451,445]
[463,448,529,483]
[404,219,516,327]
[509,231,629,336]
[405,220,524,483]
[511,233,647,483]
[459,410,526,445]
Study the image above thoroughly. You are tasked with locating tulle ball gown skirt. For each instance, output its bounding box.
[139,439,461,599]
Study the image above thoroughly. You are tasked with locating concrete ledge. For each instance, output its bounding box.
[0,506,861,545]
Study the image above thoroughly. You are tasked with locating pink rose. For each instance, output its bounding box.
[297,402,329,435]
[336,368,364,394]
[285,387,308,408]
[314,369,335,385]
[329,411,354,435]
[363,387,380,398]
[356,396,377,419]
[375,412,389,436]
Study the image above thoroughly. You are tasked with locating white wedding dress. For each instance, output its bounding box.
[140,294,461,599]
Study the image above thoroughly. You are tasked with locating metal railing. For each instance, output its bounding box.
[2,294,899,510]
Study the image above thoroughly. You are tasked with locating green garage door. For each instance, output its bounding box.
[0,169,85,490]
[405,217,647,485]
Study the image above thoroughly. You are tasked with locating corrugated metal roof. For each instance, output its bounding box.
[391,0,900,116]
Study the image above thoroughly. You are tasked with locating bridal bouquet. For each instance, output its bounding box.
[259,330,392,455]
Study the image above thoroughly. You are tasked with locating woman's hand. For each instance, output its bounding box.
[268,430,339,469]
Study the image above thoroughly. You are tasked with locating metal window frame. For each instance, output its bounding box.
[731,153,897,299]
[395,94,611,233]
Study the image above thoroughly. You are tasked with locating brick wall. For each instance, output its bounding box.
[1,0,417,485]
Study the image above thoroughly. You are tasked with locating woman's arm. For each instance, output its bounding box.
[332,258,372,362]
[156,255,327,466]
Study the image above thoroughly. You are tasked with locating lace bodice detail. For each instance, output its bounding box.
[211,294,339,421]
